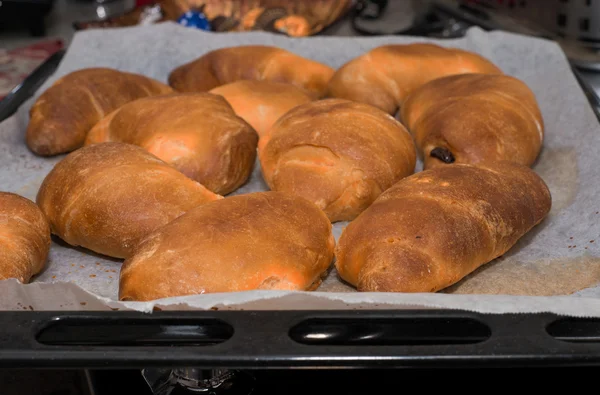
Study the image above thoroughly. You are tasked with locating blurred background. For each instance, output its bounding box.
[4,0,600,101]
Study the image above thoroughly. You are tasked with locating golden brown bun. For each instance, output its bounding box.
[119,191,335,301]
[335,162,552,293]
[327,43,502,114]
[168,45,334,99]
[209,80,313,137]
[400,73,544,169]
[258,99,417,222]
[36,142,221,259]
[0,192,51,283]
[85,93,258,195]
[26,68,173,156]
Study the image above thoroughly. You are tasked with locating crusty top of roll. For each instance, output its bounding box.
[119,191,335,301]
[36,142,221,258]
[85,92,258,195]
[0,192,51,283]
[26,67,173,156]
[327,43,502,114]
[335,161,552,293]
[168,45,335,99]
[258,98,417,222]
[400,73,544,169]
[209,80,313,137]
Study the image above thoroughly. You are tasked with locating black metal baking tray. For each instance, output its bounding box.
[1,309,600,369]
[2,6,600,373]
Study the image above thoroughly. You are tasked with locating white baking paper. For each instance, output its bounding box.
[2,22,600,316]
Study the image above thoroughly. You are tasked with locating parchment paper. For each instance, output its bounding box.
[2,22,600,316]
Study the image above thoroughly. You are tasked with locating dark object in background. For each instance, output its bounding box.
[0,0,56,36]
[0,369,91,395]
[0,47,64,122]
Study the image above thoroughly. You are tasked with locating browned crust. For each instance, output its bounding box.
[335,162,552,293]
[119,191,335,301]
[26,68,173,156]
[168,45,335,99]
[85,92,258,195]
[0,192,51,283]
[327,43,502,114]
[258,98,417,222]
[36,142,222,259]
[400,73,544,169]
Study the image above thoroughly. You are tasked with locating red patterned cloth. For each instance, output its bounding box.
[0,39,64,101]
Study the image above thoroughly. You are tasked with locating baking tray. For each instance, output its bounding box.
[2,309,600,369]
[2,24,600,369]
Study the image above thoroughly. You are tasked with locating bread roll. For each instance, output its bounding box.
[119,191,335,301]
[209,80,313,137]
[85,93,258,195]
[168,45,334,98]
[36,142,221,259]
[400,73,544,169]
[0,192,51,283]
[258,99,416,222]
[327,43,502,114]
[335,162,552,293]
[26,68,173,156]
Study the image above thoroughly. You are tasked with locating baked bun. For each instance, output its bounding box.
[168,45,334,98]
[209,80,313,137]
[0,192,51,283]
[327,43,502,114]
[37,142,221,259]
[86,93,258,195]
[119,191,335,301]
[26,68,173,156]
[400,73,544,169]
[258,99,416,222]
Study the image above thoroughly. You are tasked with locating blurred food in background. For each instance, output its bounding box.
[72,0,355,37]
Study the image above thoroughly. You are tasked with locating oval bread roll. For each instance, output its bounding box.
[0,192,51,283]
[258,99,417,222]
[327,43,502,114]
[36,142,221,259]
[26,68,173,156]
[209,80,313,137]
[335,162,552,293]
[85,93,258,195]
[400,73,544,169]
[168,45,334,98]
[119,191,335,301]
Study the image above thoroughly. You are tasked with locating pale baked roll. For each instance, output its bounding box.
[209,80,313,137]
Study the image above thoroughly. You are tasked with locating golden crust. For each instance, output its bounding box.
[335,162,552,293]
[26,68,173,156]
[209,80,313,137]
[168,45,335,99]
[258,99,417,222]
[119,191,335,301]
[400,73,544,169]
[0,192,51,283]
[327,43,502,114]
[36,142,221,259]
[85,93,258,195]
